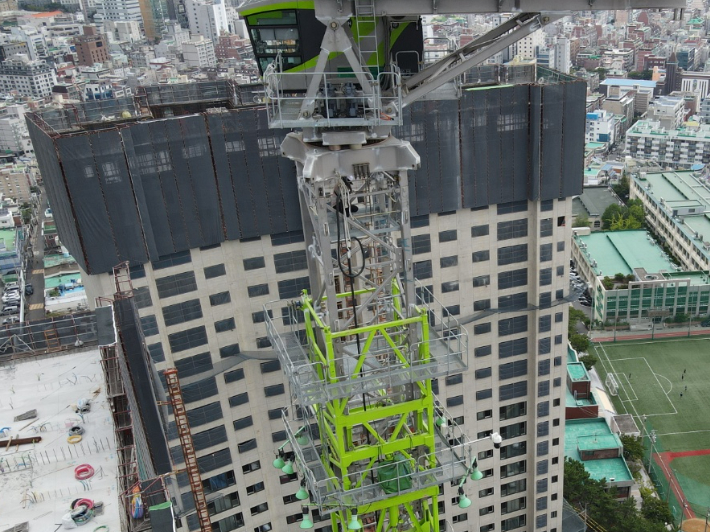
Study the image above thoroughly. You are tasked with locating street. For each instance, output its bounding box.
[23,193,48,321]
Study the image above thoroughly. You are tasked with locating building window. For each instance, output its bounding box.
[238,439,257,453]
[500,401,526,421]
[412,234,431,254]
[471,224,489,237]
[540,218,553,237]
[244,257,266,270]
[233,416,254,431]
[274,251,308,273]
[499,338,527,358]
[497,200,528,214]
[477,409,492,420]
[476,389,493,400]
[472,250,490,263]
[475,345,492,357]
[439,230,457,242]
[440,255,458,268]
[156,271,197,298]
[497,219,528,240]
[474,322,491,335]
[163,299,203,326]
[204,263,226,279]
[499,316,527,336]
[264,384,285,397]
[499,360,527,380]
[500,381,527,401]
[446,395,464,407]
[210,291,231,306]
[498,292,527,310]
[498,268,527,289]
[441,281,459,293]
[498,244,528,266]
[475,367,492,379]
[411,215,429,228]
[540,243,552,262]
[248,284,270,297]
[473,275,490,287]
[413,260,433,279]
[229,392,249,407]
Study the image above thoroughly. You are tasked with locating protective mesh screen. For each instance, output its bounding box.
[31,80,585,274]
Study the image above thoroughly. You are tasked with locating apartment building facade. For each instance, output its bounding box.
[28,77,584,532]
[630,169,710,271]
[625,120,710,167]
[0,56,55,98]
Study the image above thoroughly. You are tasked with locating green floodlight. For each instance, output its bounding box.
[348,512,362,530]
[470,462,484,481]
[296,479,309,500]
[457,487,472,509]
[435,415,447,428]
[282,459,295,475]
[296,432,310,446]
[273,450,286,469]
[300,507,314,529]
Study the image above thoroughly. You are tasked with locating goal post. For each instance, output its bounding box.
[605,373,619,396]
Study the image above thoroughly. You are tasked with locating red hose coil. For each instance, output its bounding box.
[74,464,95,480]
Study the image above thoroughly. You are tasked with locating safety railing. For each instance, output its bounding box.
[264,303,467,407]
[262,59,402,128]
[282,413,478,511]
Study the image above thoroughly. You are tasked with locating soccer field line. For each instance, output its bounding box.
[595,342,645,425]
[642,357,678,416]
[596,348,679,416]
[656,429,710,437]
[617,372,639,402]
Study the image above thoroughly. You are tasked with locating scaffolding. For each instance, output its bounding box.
[164,369,211,532]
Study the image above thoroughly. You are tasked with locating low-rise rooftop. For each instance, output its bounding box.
[576,230,676,277]
[0,349,120,531]
[565,418,633,483]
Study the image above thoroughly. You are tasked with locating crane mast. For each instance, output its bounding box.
[261,3,483,532]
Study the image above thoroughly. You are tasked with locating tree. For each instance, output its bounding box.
[574,213,590,228]
[602,204,623,229]
[613,175,630,201]
[564,458,669,532]
[579,353,598,370]
[620,434,644,461]
[641,494,673,525]
[570,333,590,353]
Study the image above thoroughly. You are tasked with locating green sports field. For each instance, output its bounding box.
[592,337,710,514]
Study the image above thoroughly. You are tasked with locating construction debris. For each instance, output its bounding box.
[13,410,37,422]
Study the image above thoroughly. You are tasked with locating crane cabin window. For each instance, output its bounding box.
[247,10,302,72]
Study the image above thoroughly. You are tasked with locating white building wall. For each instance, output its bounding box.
[185,0,228,42]
[84,199,571,532]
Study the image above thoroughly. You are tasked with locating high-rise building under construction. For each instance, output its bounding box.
[29,67,582,531]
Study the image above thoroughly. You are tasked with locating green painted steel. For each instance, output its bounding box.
[299,290,440,532]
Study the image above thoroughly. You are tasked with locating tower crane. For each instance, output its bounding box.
[238,1,684,532]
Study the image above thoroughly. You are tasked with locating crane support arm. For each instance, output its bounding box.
[401,11,562,108]
[363,0,685,15]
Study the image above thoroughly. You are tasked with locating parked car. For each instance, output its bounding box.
[24,284,33,296]
[701,319,710,327]
[2,305,19,315]
[2,316,19,324]
[2,295,20,304]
